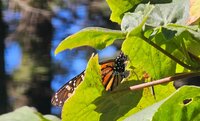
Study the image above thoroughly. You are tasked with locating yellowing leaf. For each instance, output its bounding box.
[187,0,200,25]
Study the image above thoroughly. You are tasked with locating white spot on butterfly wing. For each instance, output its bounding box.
[55,93,58,98]
[69,80,72,84]
[73,80,76,86]
[81,74,84,80]
[65,85,72,91]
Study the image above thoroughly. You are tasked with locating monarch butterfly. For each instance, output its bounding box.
[51,52,127,106]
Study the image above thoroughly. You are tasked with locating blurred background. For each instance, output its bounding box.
[0,0,122,116]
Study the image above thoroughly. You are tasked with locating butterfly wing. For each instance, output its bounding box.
[100,60,115,87]
[100,60,124,91]
[52,53,126,106]
[51,71,85,106]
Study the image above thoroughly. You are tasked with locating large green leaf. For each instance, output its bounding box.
[55,27,125,55]
[62,55,104,121]
[153,86,200,121]
[106,0,142,24]
[0,106,60,121]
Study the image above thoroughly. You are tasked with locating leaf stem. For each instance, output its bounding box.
[141,35,195,70]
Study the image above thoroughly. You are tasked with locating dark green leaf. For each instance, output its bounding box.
[166,24,200,58]
[145,24,200,70]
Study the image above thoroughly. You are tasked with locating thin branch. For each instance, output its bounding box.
[13,0,52,17]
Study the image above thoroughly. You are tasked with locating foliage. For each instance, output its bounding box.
[46,0,200,121]
[153,86,200,121]
[54,0,200,121]
[0,106,60,121]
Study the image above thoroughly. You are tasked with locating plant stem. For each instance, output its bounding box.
[129,72,200,91]
[141,35,195,70]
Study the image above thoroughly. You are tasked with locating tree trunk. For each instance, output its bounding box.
[11,0,53,114]
[0,0,8,114]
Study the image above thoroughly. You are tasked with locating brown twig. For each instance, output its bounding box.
[129,72,200,91]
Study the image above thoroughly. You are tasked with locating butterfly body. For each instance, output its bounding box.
[51,52,127,106]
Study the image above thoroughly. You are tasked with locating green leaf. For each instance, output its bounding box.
[0,106,60,121]
[146,0,189,27]
[167,24,200,58]
[94,82,145,121]
[124,86,200,121]
[121,4,155,34]
[62,54,104,121]
[55,27,125,55]
[122,36,176,79]
[153,86,200,121]
[124,99,166,121]
[106,0,142,24]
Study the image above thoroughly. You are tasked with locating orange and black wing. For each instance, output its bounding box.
[100,60,115,91]
[100,59,125,91]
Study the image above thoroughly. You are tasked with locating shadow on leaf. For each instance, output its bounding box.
[93,80,143,121]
